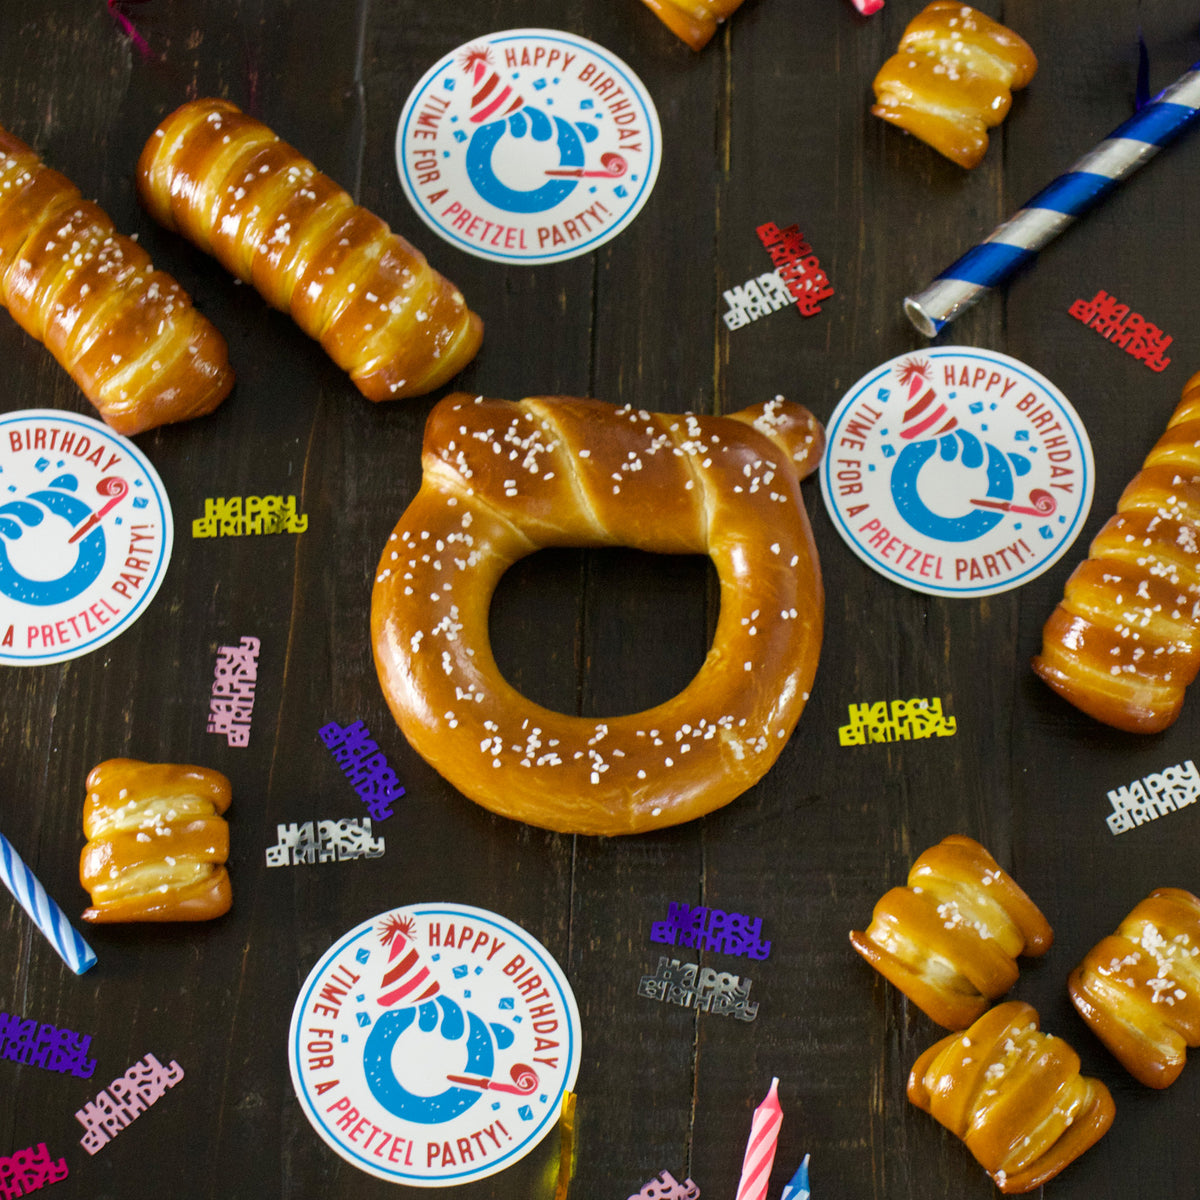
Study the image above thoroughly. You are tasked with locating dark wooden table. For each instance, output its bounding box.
[3,1,1200,1197]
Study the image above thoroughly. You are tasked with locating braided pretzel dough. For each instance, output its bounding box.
[80,758,232,922]
[1069,887,1200,1088]
[1034,370,1200,732]
[872,2,1037,168]
[136,98,482,402]
[851,835,1052,1028]
[371,393,824,836]
[637,0,745,51]
[908,1001,1115,1194]
[0,126,233,435]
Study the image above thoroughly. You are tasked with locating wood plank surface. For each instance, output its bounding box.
[2,1,1199,1197]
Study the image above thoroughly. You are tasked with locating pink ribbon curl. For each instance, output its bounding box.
[106,0,153,57]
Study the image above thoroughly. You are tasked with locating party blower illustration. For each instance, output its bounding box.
[361,914,538,1124]
[887,357,1052,542]
[460,45,623,214]
[0,472,128,606]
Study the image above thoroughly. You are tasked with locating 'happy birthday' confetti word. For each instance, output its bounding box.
[650,904,771,960]
[757,221,835,315]
[265,818,385,867]
[838,697,956,746]
[319,721,405,821]
[637,958,758,1022]
[0,1144,68,1200]
[628,1169,700,1200]
[75,1053,184,1156]
[1068,290,1172,372]
[207,635,259,747]
[192,495,308,538]
[722,271,796,331]
[1106,760,1200,835]
[0,1013,95,1078]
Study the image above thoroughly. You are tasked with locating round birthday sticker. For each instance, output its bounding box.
[0,410,173,665]
[820,348,1094,598]
[396,29,661,264]
[289,903,581,1187]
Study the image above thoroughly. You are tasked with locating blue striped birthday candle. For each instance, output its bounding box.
[0,831,97,975]
[905,66,1200,337]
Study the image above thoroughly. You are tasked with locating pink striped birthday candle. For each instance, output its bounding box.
[734,1077,782,1200]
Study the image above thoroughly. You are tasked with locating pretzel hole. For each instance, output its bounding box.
[489,547,717,717]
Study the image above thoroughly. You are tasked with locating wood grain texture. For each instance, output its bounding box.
[1,1,1200,1198]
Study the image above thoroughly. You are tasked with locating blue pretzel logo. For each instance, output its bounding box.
[0,474,106,606]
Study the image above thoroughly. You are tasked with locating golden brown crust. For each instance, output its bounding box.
[908,1001,1115,1194]
[1069,887,1200,1088]
[1033,370,1200,732]
[851,835,1052,1028]
[79,758,232,923]
[872,2,1037,169]
[136,98,482,401]
[371,393,824,836]
[0,126,233,435]
[638,0,745,51]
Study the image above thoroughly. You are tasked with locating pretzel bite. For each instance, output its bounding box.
[851,835,1052,1028]
[872,2,1037,168]
[79,758,232,922]
[0,126,232,434]
[137,98,482,402]
[1034,370,1200,732]
[1069,887,1200,1088]
[372,393,825,836]
[908,1001,1115,1193]
[637,0,746,51]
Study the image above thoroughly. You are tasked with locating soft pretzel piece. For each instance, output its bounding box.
[1033,370,1200,733]
[371,392,825,836]
[79,758,232,922]
[850,835,1052,1029]
[1069,887,1200,1088]
[908,1001,1115,1194]
[0,126,233,435]
[637,0,745,51]
[872,2,1037,169]
[136,98,482,402]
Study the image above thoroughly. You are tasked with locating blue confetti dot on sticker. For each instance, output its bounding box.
[356,948,370,963]
[431,953,441,961]
[492,1102,501,1111]
[1039,525,1053,539]
[881,444,896,459]
[443,77,455,90]
[475,966,483,974]
[356,1012,371,1027]
[969,401,984,414]
[34,458,49,472]
[518,1105,533,1121]
[132,496,148,509]
[356,994,365,1002]
[453,130,468,143]
[499,997,514,1010]
[453,964,468,979]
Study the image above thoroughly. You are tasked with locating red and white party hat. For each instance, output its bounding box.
[376,913,441,1008]
[896,357,958,441]
[459,44,526,125]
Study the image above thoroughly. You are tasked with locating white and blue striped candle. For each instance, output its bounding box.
[0,831,96,975]
[905,66,1200,337]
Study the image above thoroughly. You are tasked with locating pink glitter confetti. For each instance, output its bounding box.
[106,0,152,57]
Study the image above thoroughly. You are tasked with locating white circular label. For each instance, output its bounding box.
[288,903,581,1187]
[396,29,661,264]
[0,410,173,664]
[820,348,1094,598]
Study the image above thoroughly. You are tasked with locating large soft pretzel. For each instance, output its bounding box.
[1033,370,1200,732]
[371,393,825,836]
[637,0,746,51]
[137,98,482,402]
[851,835,1053,1028]
[0,125,233,435]
[1069,887,1200,1088]
[908,1001,1115,1194]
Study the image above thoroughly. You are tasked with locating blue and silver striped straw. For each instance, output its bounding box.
[0,831,97,975]
[905,66,1200,337]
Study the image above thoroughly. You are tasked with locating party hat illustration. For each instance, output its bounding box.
[376,913,441,1007]
[460,44,526,124]
[896,357,958,441]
